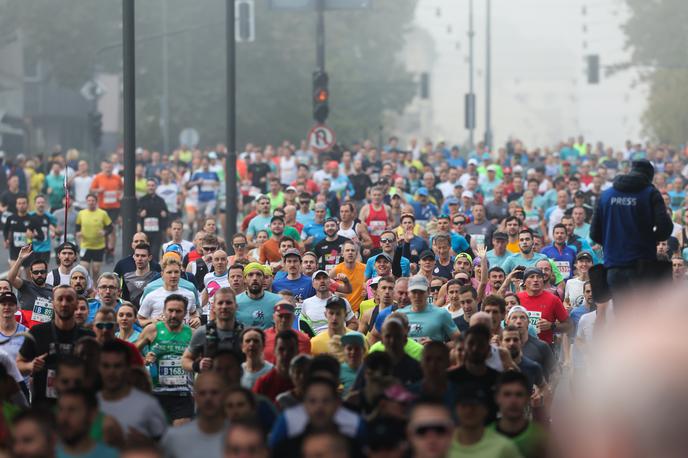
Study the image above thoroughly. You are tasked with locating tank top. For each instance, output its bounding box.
[365,204,388,248]
[280,156,298,184]
[149,321,193,394]
[338,220,359,244]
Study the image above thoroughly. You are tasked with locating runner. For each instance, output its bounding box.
[3,193,44,269]
[358,186,391,248]
[75,194,113,280]
[89,161,123,264]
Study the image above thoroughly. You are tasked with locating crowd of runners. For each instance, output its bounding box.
[0,136,683,457]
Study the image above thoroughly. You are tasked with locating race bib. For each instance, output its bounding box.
[31,297,53,323]
[200,181,216,192]
[103,191,118,204]
[143,217,159,232]
[527,311,542,327]
[555,261,571,279]
[158,356,186,386]
[369,220,386,236]
[12,232,27,248]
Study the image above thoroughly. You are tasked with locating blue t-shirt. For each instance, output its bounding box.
[411,202,439,222]
[486,249,511,269]
[236,291,281,330]
[397,304,458,342]
[247,215,272,237]
[501,252,548,274]
[28,211,56,253]
[301,222,325,245]
[296,210,315,226]
[541,244,577,279]
[191,170,220,202]
[271,274,316,303]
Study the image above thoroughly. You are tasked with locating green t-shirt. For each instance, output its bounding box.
[488,422,546,458]
[369,339,423,361]
[449,428,523,457]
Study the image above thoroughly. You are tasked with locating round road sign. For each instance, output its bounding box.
[307,124,336,153]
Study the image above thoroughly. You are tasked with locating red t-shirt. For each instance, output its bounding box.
[516,290,569,344]
[253,368,293,403]
[263,327,311,364]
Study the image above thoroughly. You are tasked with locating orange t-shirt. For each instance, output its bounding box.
[90,173,123,209]
[259,239,282,263]
[331,261,366,314]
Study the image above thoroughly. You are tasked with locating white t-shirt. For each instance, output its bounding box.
[280,156,298,184]
[443,305,464,320]
[156,183,180,214]
[138,287,198,321]
[98,388,167,438]
[564,278,586,308]
[301,295,354,335]
[161,420,226,458]
[72,175,94,208]
[203,271,230,315]
[46,265,93,289]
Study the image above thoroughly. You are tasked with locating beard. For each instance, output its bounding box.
[33,277,46,286]
[248,283,263,295]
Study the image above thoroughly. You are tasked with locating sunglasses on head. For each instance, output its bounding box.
[412,423,452,437]
[95,322,115,330]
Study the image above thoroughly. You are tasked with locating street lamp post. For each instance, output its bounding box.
[484,0,493,151]
[122,0,137,257]
[225,0,238,245]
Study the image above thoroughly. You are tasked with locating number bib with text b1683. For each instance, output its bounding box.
[158,356,186,386]
[31,297,53,324]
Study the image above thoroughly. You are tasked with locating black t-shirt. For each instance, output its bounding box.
[447,365,500,423]
[432,260,453,280]
[18,281,53,314]
[122,270,161,308]
[349,173,373,201]
[32,213,53,251]
[114,256,162,279]
[314,235,350,271]
[517,356,544,390]
[522,336,555,380]
[18,322,94,404]
[3,213,44,255]
[0,190,19,214]
[248,163,271,192]
[453,315,470,333]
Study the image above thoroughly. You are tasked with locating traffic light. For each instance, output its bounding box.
[88,110,103,148]
[587,54,600,84]
[313,70,329,123]
[235,0,255,42]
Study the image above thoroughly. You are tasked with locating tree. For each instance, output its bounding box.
[1,0,419,150]
[623,0,688,145]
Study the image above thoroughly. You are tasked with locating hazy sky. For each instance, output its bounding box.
[413,0,643,150]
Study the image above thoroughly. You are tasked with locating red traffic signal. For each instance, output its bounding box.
[313,70,329,123]
[315,88,329,103]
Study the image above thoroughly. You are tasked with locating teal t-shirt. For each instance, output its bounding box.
[236,291,281,330]
[247,215,272,237]
[340,362,359,394]
[397,304,458,342]
[57,442,119,458]
[486,249,511,269]
[501,252,548,274]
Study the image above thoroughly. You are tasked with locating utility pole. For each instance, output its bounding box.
[468,0,475,149]
[225,0,238,245]
[316,0,325,72]
[484,0,493,151]
[122,0,137,257]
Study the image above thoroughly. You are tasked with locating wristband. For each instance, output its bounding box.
[192,359,201,373]
[552,322,558,333]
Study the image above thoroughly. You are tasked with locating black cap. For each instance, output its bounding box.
[523,267,544,280]
[631,159,655,181]
[0,292,17,305]
[492,231,508,241]
[419,249,436,260]
[576,251,593,261]
[57,241,78,254]
[325,295,347,311]
[574,190,585,198]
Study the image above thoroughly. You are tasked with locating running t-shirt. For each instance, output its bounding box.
[517,290,569,344]
[76,209,111,250]
[149,322,193,394]
[396,305,458,342]
[271,275,316,306]
[138,287,198,322]
[190,171,220,202]
[300,295,355,335]
[235,291,281,330]
[91,173,123,209]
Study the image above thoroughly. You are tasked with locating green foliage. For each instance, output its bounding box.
[1,0,419,149]
[623,0,688,144]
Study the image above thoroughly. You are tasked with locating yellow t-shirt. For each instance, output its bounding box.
[311,331,339,355]
[506,240,520,254]
[359,299,377,318]
[331,262,366,313]
[76,209,112,250]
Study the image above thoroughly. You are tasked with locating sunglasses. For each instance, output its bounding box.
[31,270,47,275]
[380,238,395,244]
[95,322,115,330]
[430,286,442,292]
[203,246,218,252]
[412,423,452,437]
[453,220,466,225]
[233,243,247,249]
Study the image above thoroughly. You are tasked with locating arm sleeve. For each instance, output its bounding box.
[392,246,403,278]
[268,414,288,449]
[589,200,604,245]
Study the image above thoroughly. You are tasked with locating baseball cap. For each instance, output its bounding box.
[263,265,273,277]
[243,262,266,276]
[462,190,474,199]
[311,270,329,280]
[512,165,524,174]
[370,276,382,287]
[507,305,529,320]
[274,302,295,315]
[374,252,392,263]
[503,166,513,175]
[57,241,78,254]
[0,292,17,305]
[455,383,490,405]
[165,243,183,256]
[455,252,473,264]
[286,186,297,192]
[574,190,585,198]
[492,231,508,241]
[576,251,593,261]
[327,160,339,169]
[468,158,479,166]
[283,248,301,259]
[419,249,436,261]
[325,295,347,310]
[486,164,498,172]
[208,151,218,159]
[523,267,544,280]
[416,187,429,196]
[408,275,429,292]
[444,196,460,206]
[341,332,366,348]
